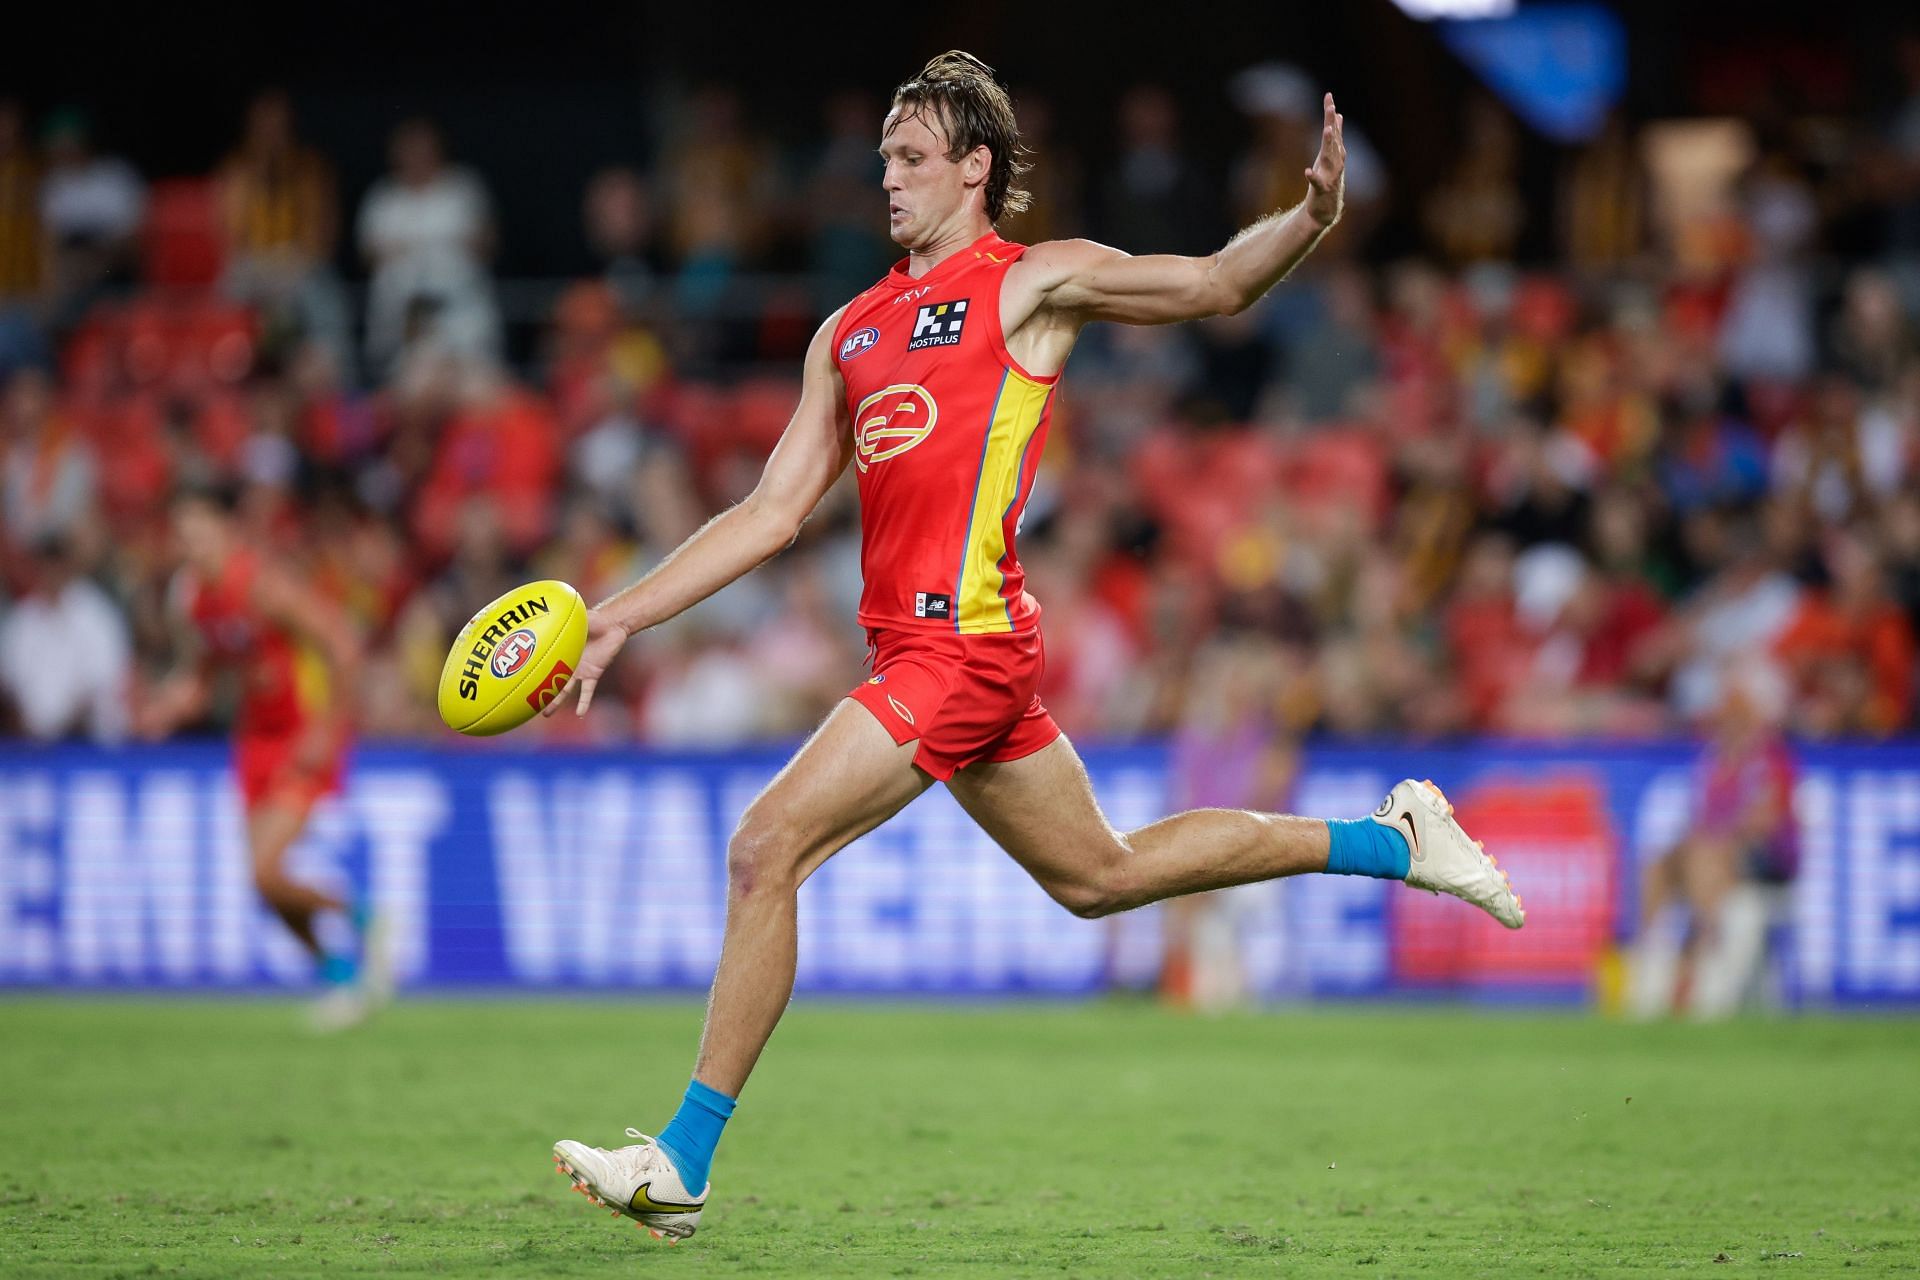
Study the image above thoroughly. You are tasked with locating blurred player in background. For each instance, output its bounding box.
[1159,634,1302,1010]
[1629,660,1799,1020]
[550,52,1522,1241]
[137,485,386,1029]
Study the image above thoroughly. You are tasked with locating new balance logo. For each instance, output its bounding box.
[523,658,575,711]
[907,298,968,350]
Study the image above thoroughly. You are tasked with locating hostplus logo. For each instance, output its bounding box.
[907,298,969,351]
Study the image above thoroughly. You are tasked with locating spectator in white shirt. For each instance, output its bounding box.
[0,535,130,742]
[37,108,144,332]
[2,366,96,545]
[356,118,499,376]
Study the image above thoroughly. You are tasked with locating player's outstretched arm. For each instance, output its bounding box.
[546,310,855,717]
[1025,93,1345,326]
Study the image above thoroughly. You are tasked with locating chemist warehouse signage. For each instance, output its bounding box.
[0,741,1916,1004]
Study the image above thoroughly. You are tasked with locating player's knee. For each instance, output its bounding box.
[1056,882,1126,919]
[251,864,292,904]
[1054,883,1112,919]
[1050,858,1134,920]
[725,819,800,900]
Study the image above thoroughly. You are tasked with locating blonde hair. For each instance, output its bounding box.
[890,51,1031,223]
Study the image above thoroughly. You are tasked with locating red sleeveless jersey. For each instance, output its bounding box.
[180,550,323,735]
[831,231,1056,635]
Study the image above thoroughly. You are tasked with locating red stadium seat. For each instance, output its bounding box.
[120,298,173,387]
[661,382,734,483]
[58,310,120,395]
[193,389,252,467]
[1131,427,1284,570]
[180,299,257,389]
[731,376,801,453]
[95,294,258,394]
[1511,274,1576,343]
[84,394,173,529]
[143,178,225,289]
[1283,430,1389,533]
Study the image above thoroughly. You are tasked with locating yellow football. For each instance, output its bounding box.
[437,579,589,736]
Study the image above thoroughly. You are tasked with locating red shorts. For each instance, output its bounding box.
[848,626,1061,781]
[234,724,347,812]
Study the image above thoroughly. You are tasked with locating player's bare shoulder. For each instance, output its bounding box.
[809,303,856,419]
[1007,239,1126,308]
[1000,238,1123,369]
[818,301,852,345]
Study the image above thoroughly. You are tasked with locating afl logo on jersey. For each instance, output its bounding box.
[854,383,938,473]
[490,628,539,679]
[839,327,879,361]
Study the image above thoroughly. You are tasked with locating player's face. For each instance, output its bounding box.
[878,107,971,248]
[171,502,229,574]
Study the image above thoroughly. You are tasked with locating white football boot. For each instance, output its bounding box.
[552,1129,707,1242]
[306,983,370,1033]
[1371,779,1525,929]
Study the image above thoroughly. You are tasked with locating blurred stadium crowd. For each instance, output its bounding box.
[5,48,1920,749]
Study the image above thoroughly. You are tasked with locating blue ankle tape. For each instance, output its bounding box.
[654,1079,736,1191]
[1325,817,1412,880]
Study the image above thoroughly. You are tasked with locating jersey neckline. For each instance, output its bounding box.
[886,230,1008,285]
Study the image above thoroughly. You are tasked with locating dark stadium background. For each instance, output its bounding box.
[15,0,1902,276]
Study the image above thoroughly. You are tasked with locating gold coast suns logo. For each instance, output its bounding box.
[854,384,937,473]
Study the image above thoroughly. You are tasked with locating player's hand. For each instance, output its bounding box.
[1304,92,1345,229]
[542,608,632,718]
[132,676,195,741]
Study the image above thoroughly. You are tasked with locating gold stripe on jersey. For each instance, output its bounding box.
[956,369,1051,634]
[294,642,333,715]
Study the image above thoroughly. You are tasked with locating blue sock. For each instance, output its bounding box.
[1324,818,1412,880]
[654,1080,736,1191]
[318,953,358,986]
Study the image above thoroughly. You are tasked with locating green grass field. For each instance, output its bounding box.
[3,1000,1917,1278]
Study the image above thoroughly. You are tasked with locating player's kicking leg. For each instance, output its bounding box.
[553,700,931,1241]
[247,791,389,1031]
[944,736,1523,927]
